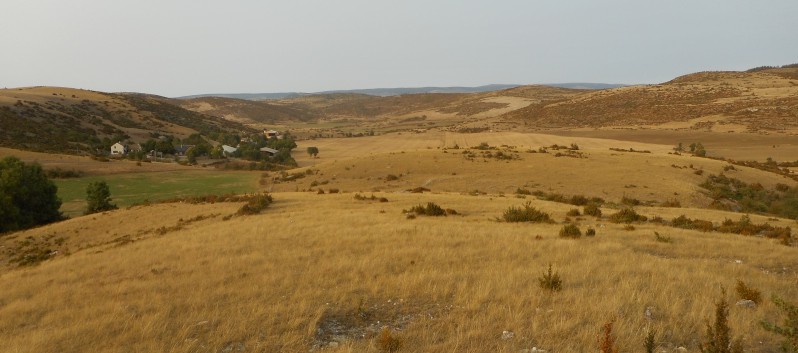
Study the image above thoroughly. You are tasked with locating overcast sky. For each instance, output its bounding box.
[2,0,796,97]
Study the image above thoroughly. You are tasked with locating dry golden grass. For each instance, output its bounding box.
[287,139,796,209]
[0,192,795,352]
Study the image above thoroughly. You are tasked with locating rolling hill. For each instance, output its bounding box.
[502,68,798,132]
[2,67,798,352]
[0,87,256,153]
[170,68,798,140]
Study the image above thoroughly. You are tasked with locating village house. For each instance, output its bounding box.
[110,142,128,155]
[259,147,278,156]
[173,145,194,156]
[222,145,238,157]
[264,129,282,139]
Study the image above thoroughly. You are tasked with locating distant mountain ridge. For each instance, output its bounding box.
[176,83,626,100]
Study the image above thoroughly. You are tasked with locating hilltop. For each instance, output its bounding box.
[503,67,798,132]
[176,84,523,100]
[169,68,798,144]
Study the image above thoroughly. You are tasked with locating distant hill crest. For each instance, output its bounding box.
[176,83,625,100]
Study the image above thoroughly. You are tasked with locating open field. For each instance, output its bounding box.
[0,192,795,352]
[54,170,262,217]
[3,66,798,352]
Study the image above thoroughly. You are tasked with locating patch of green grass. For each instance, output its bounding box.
[55,171,261,217]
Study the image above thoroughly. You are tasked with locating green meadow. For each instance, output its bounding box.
[55,171,262,217]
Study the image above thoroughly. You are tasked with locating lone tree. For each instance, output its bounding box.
[85,181,117,214]
[306,146,319,158]
[0,156,63,233]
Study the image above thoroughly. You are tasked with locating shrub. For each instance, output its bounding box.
[515,187,532,195]
[760,295,798,352]
[570,195,589,206]
[644,329,657,353]
[559,224,582,238]
[700,288,744,353]
[566,208,581,216]
[407,202,446,216]
[608,208,647,223]
[236,193,273,215]
[502,201,553,223]
[586,227,596,236]
[598,319,619,353]
[377,327,403,352]
[735,280,762,304]
[621,196,641,206]
[584,203,602,217]
[45,167,84,179]
[328,188,339,194]
[85,181,118,215]
[385,174,399,181]
[654,231,673,243]
[538,264,562,291]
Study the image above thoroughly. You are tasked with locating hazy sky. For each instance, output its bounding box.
[2,0,797,97]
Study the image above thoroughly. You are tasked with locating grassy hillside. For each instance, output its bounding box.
[178,96,320,125]
[173,68,798,138]
[0,87,255,153]
[0,191,795,352]
[503,68,798,132]
[3,66,798,352]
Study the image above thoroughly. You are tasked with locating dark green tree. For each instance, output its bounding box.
[85,181,117,214]
[0,156,63,233]
[306,146,319,157]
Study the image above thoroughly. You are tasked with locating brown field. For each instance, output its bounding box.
[2,67,798,352]
[1,192,795,352]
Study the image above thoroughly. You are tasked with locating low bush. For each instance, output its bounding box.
[654,231,673,243]
[502,201,553,223]
[377,327,403,352]
[538,264,562,291]
[406,202,447,216]
[515,188,532,195]
[586,227,596,236]
[584,203,602,217]
[735,280,762,304]
[236,193,273,215]
[45,167,84,179]
[354,193,388,202]
[608,208,647,223]
[559,224,582,238]
[621,196,642,206]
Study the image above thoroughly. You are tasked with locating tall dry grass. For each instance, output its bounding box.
[0,192,795,352]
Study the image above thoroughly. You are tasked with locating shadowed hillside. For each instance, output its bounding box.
[0,87,255,153]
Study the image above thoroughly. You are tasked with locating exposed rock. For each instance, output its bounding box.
[736,299,756,308]
[675,347,688,352]
[501,330,515,340]
[520,348,547,353]
[645,305,656,320]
